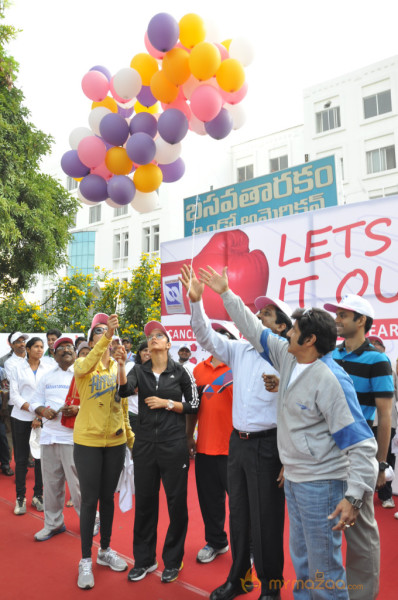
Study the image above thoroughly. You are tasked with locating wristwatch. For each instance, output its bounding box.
[378,461,389,472]
[165,400,174,411]
[345,495,363,510]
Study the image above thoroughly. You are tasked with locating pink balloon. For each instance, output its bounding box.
[219,81,248,105]
[190,85,222,122]
[214,43,229,61]
[189,113,206,135]
[81,71,110,102]
[144,31,165,60]
[161,98,192,122]
[91,161,114,181]
[77,136,107,169]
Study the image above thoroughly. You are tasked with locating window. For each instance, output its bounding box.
[363,90,392,119]
[366,145,396,174]
[66,176,78,192]
[114,205,128,217]
[237,164,253,182]
[315,107,341,133]
[68,231,95,276]
[89,204,101,224]
[113,231,129,260]
[269,155,288,173]
[143,224,160,255]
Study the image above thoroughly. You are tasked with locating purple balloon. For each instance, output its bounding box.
[129,113,158,138]
[90,65,111,81]
[79,174,108,202]
[126,133,156,165]
[137,85,157,108]
[99,113,130,146]
[159,157,185,183]
[204,108,233,140]
[147,13,179,52]
[118,104,134,118]
[158,108,188,144]
[61,150,90,178]
[107,176,136,205]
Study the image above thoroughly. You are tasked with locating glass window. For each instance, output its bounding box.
[68,231,95,276]
[237,164,254,182]
[366,145,396,174]
[269,155,288,173]
[363,90,392,119]
[114,205,128,217]
[66,176,78,192]
[315,107,341,133]
[89,204,102,224]
[142,224,160,254]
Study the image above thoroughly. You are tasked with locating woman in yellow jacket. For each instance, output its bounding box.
[73,313,134,590]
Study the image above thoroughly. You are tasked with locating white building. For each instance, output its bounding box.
[30,54,398,305]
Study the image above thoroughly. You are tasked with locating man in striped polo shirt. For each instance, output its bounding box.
[324,294,394,600]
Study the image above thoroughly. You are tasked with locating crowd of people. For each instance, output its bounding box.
[0,264,397,600]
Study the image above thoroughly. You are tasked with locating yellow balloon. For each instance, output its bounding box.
[189,42,221,81]
[179,13,206,49]
[134,100,160,114]
[221,39,232,51]
[92,96,118,113]
[73,177,83,182]
[150,70,179,104]
[216,58,245,93]
[133,164,163,193]
[162,47,191,86]
[130,53,159,86]
[105,147,133,175]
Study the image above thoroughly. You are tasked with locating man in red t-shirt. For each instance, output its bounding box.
[187,324,236,564]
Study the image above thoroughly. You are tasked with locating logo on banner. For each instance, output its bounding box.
[163,275,185,314]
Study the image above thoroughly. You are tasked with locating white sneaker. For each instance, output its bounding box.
[93,511,100,536]
[196,544,229,563]
[32,495,44,512]
[394,511,398,520]
[97,547,128,572]
[14,497,26,515]
[78,559,94,589]
[382,498,395,508]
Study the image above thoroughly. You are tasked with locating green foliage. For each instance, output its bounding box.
[0,255,161,351]
[0,16,78,294]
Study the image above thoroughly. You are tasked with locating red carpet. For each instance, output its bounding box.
[0,461,396,599]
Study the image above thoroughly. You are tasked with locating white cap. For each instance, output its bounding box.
[324,294,375,319]
[211,320,240,340]
[254,296,292,318]
[10,332,29,344]
[178,344,191,352]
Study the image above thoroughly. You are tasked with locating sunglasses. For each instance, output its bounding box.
[147,332,166,341]
[55,344,74,352]
[93,326,108,335]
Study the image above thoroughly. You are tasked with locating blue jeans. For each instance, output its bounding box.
[284,479,348,600]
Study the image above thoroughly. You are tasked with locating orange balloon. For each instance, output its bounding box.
[162,47,191,86]
[189,42,221,81]
[105,147,133,175]
[216,58,245,93]
[133,164,163,193]
[179,13,206,49]
[92,96,118,113]
[150,70,179,104]
[130,53,159,86]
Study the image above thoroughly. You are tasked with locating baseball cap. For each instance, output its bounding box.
[323,294,375,319]
[144,321,170,340]
[254,296,293,318]
[77,342,91,355]
[367,335,385,348]
[178,344,190,352]
[91,313,109,329]
[211,320,240,340]
[10,332,29,344]
[53,336,75,351]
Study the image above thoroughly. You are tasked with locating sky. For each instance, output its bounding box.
[4,0,398,190]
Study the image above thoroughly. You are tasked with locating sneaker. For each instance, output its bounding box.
[382,498,395,508]
[34,525,66,541]
[196,544,229,563]
[161,562,183,583]
[93,511,100,536]
[32,495,44,512]
[1,465,14,476]
[394,511,398,520]
[127,562,158,582]
[14,497,26,515]
[97,547,128,572]
[78,558,94,590]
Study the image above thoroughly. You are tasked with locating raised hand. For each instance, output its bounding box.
[105,314,119,339]
[198,265,229,295]
[179,264,204,303]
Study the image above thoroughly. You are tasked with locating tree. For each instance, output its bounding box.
[0,11,78,294]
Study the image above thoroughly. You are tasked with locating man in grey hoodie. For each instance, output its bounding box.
[198,266,378,600]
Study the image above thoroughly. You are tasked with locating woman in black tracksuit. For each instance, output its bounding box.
[117,320,199,585]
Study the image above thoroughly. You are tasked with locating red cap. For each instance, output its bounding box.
[53,337,74,351]
[144,321,169,340]
[91,313,109,329]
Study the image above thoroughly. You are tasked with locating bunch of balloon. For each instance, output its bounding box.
[61,12,252,214]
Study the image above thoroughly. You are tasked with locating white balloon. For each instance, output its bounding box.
[203,18,221,43]
[105,197,122,208]
[224,102,247,130]
[77,187,100,205]
[229,37,254,67]
[88,106,111,136]
[189,113,206,136]
[131,190,159,213]
[154,138,182,164]
[113,68,142,101]
[69,127,93,150]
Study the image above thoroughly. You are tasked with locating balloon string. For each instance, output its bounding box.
[115,278,122,390]
[188,194,199,295]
